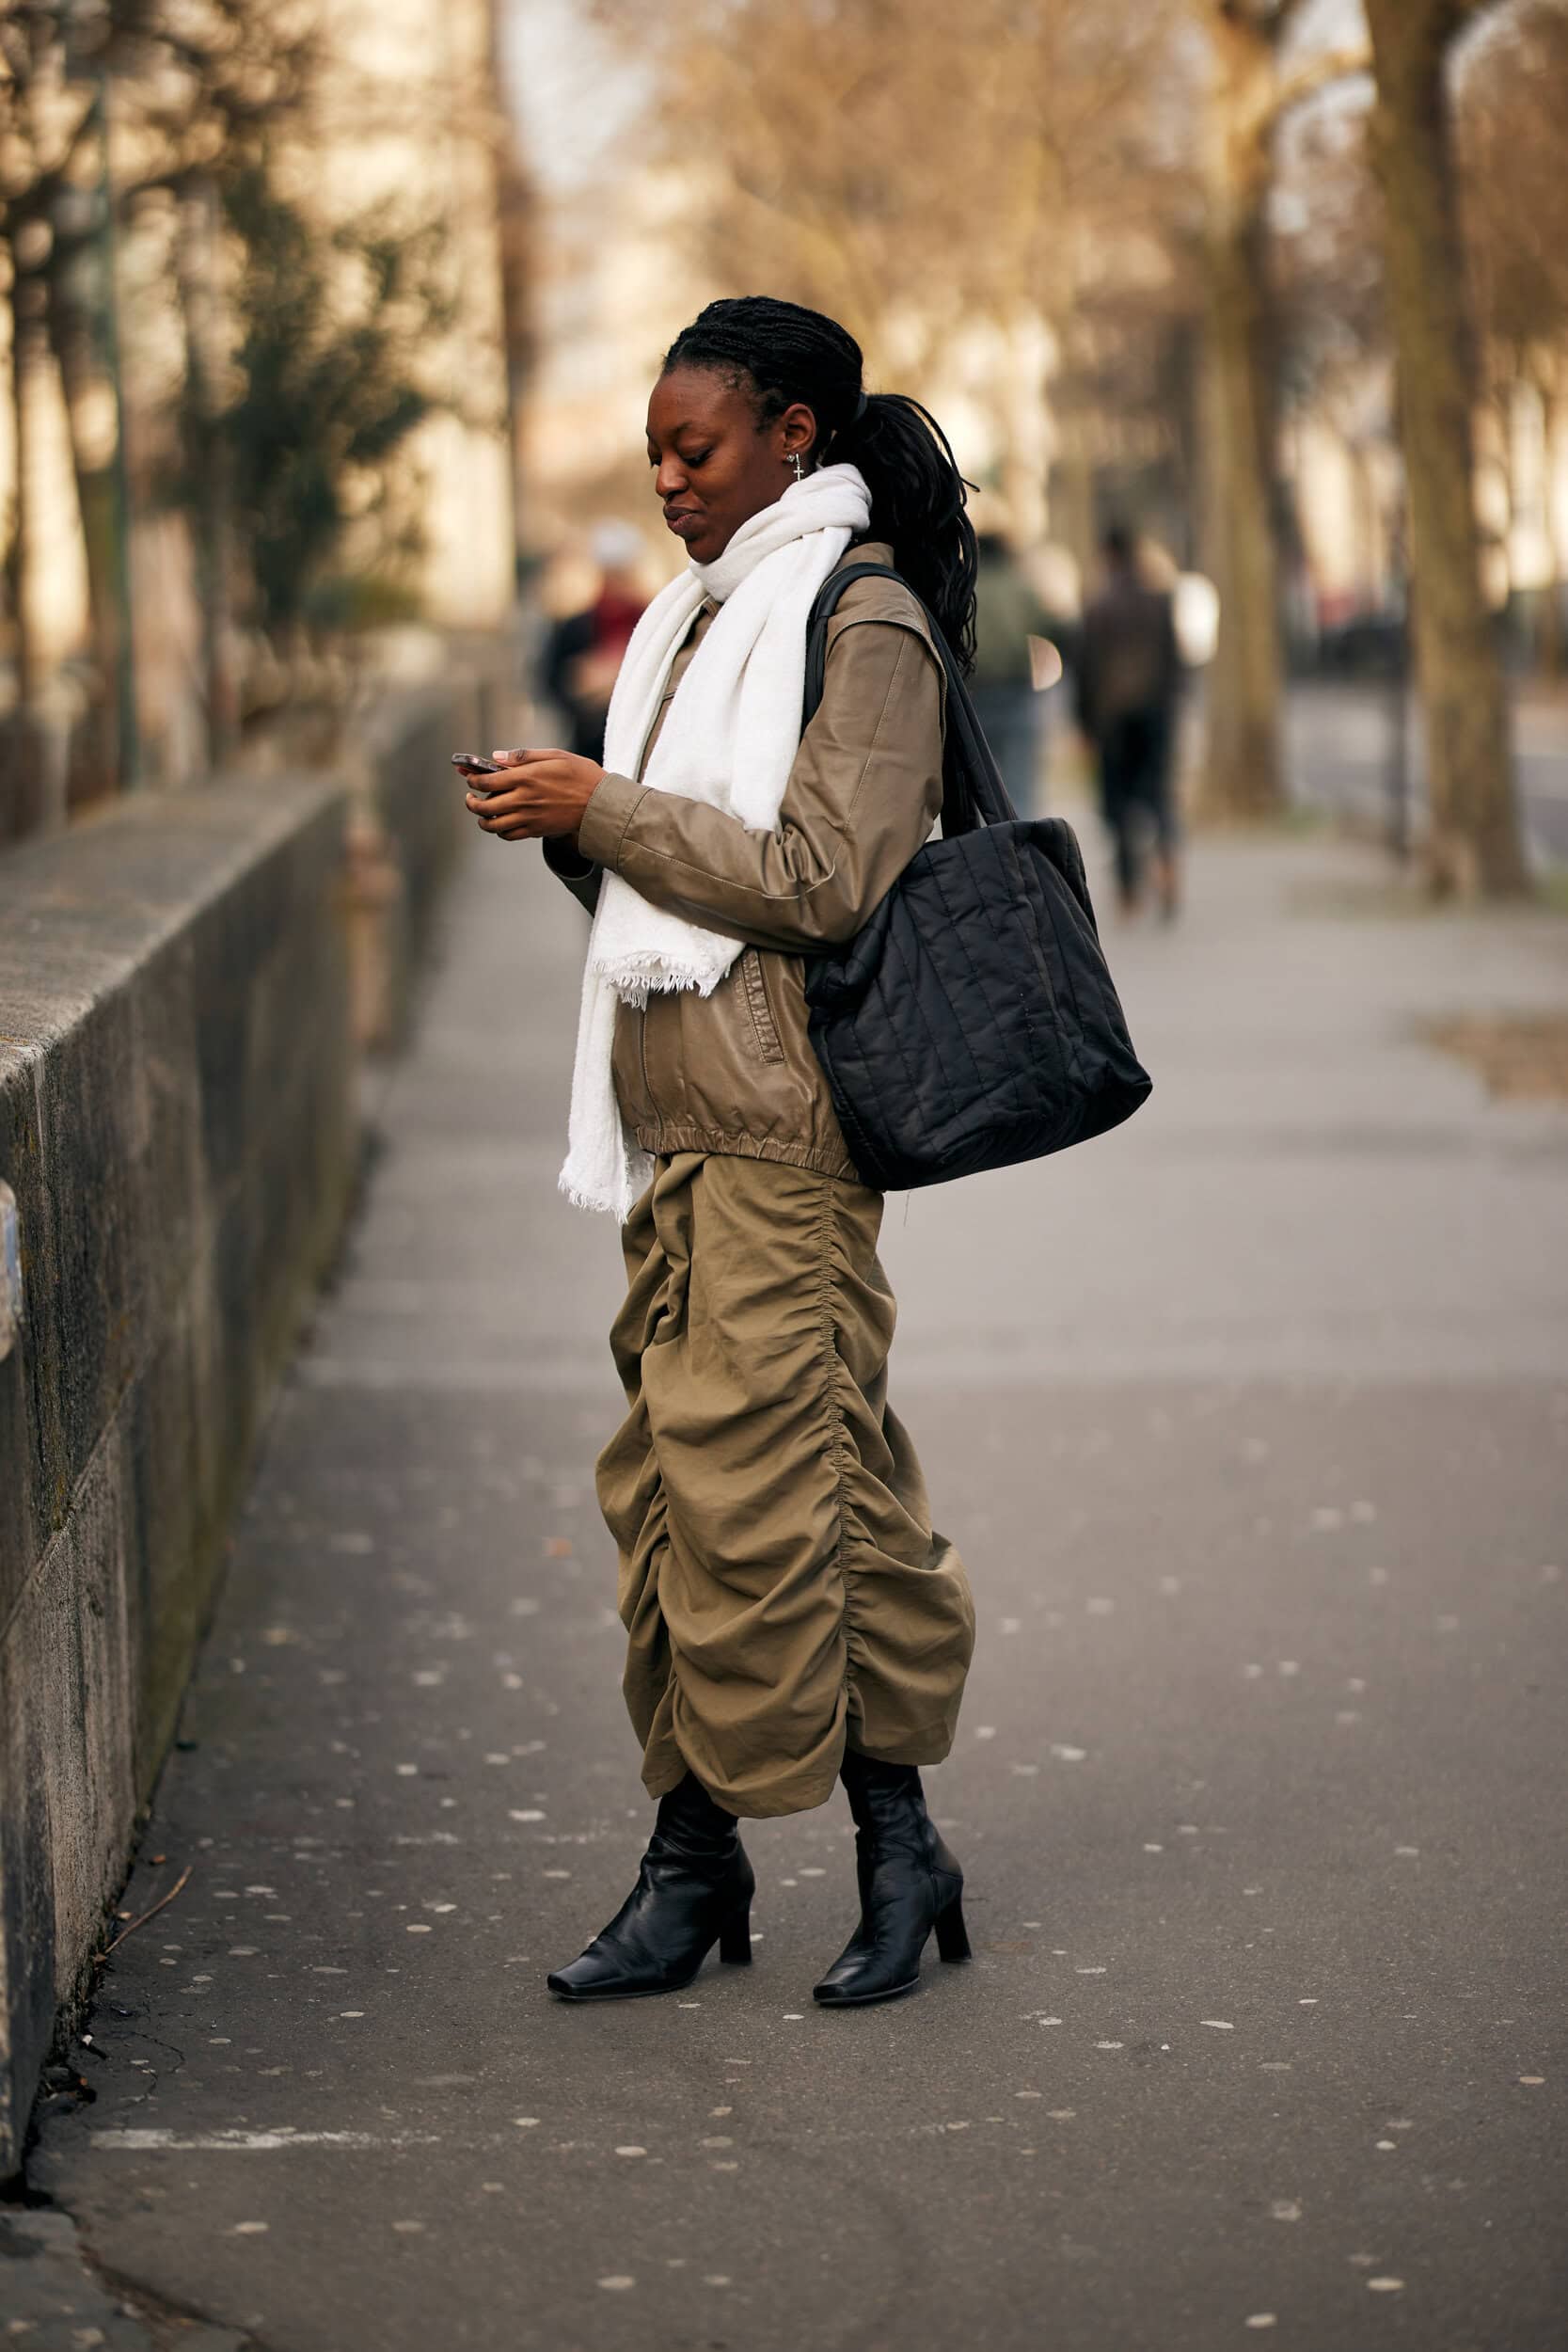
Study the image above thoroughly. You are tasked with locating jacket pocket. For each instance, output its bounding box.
[739,948,785,1065]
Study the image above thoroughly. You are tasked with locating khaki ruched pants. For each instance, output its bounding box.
[595,1152,975,1819]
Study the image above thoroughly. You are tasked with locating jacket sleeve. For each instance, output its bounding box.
[575,617,944,952]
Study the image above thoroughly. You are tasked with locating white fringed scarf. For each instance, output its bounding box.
[559,463,873,1218]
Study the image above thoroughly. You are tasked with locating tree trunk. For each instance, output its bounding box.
[1196,15,1285,820]
[44,251,122,783]
[173,178,239,772]
[3,271,68,840]
[6,280,50,716]
[487,0,533,577]
[1364,0,1528,897]
[493,144,532,580]
[1048,437,1097,599]
[1538,373,1565,682]
[1199,208,1285,816]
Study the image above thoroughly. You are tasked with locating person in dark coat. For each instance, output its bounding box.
[1074,523,1182,919]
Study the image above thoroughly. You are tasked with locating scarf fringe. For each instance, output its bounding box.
[557,1151,653,1221]
[590,958,726,1006]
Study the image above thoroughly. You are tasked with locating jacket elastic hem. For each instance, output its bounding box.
[627,1123,866,1188]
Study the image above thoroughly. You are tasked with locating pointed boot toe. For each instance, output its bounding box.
[811,1938,921,2008]
[546,1943,639,2002]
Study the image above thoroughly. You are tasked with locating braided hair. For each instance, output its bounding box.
[662,295,978,673]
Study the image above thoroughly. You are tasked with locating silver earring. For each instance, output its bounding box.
[788,452,804,485]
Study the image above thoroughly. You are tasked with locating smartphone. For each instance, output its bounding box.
[451,752,500,776]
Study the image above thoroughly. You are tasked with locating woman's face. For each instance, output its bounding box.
[647,366,816,564]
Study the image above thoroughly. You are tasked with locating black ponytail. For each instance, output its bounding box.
[842,390,977,674]
[662,295,978,674]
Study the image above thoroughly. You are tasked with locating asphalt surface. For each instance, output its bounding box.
[1285,679,1568,866]
[17,815,1568,2352]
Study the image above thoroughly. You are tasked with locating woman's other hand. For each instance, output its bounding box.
[467,748,604,841]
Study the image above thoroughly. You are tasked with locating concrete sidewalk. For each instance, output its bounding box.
[17,820,1568,2352]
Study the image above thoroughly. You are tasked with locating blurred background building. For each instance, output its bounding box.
[1,0,524,834]
[4,0,1568,887]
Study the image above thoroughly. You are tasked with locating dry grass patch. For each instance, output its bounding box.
[1424,1013,1568,1102]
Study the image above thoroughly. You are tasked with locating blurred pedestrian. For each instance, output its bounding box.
[464,294,976,2010]
[540,522,648,762]
[1075,522,1182,919]
[970,530,1060,814]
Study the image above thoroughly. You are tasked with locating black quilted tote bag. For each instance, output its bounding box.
[801,563,1152,1192]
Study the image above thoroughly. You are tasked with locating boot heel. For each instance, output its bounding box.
[934,1896,971,1963]
[718,1908,752,1966]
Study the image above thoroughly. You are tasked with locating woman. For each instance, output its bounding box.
[465,295,976,2008]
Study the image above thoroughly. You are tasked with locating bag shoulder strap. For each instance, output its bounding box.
[802,561,1017,834]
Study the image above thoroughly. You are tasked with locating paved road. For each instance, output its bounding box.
[19,819,1568,2352]
[1286,679,1568,865]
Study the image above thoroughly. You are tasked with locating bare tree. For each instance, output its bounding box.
[596,0,1186,464]
[489,0,536,579]
[1,2,115,828]
[1,0,320,818]
[1364,0,1528,896]
[1459,0,1568,679]
[1191,0,1369,820]
[611,0,1391,827]
[3,1,517,819]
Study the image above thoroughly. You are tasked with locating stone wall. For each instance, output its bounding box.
[0,779,357,2176]
[0,701,483,2176]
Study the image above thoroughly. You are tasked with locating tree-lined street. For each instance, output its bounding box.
[1286,679,1568,863]
[8,4,1568,2344]
[22,818,1568,2351]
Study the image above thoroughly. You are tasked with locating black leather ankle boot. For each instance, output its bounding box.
[812,1752,969,2007]
[546,1772,754,2001]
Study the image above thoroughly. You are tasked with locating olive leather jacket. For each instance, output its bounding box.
[545,541,944,1187]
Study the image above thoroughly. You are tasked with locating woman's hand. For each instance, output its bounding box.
[467,748,604,841]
